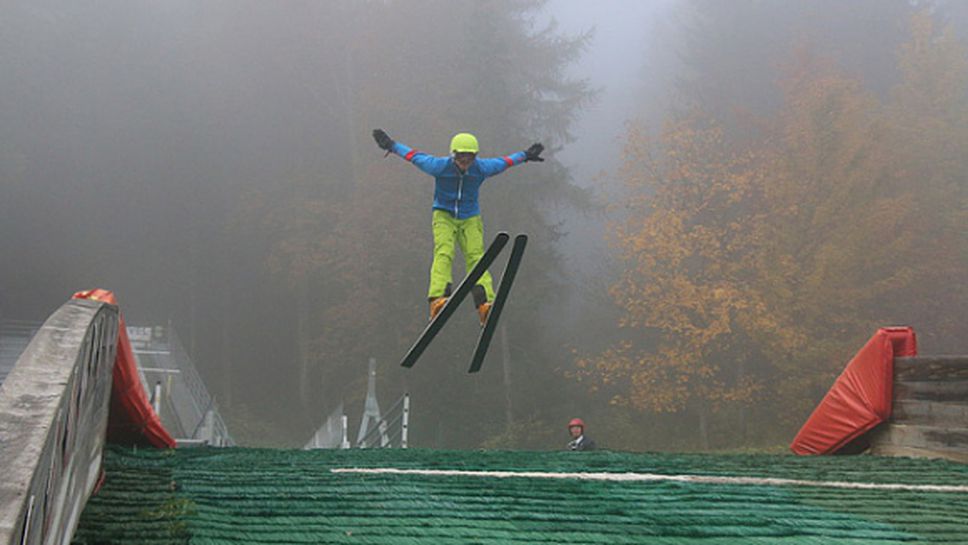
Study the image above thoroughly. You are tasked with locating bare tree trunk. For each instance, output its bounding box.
[698,405,710,450]
[737,358,748,445]
[296,275,311,409]
[336,10,361,187]
[188,237,198,360]
[500,322,513,432]
[343,44,360,176]
[220,282,233,408]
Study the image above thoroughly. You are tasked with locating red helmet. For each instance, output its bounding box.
[568,418,585,429]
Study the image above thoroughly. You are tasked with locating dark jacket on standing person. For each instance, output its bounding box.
[568,434,596,451]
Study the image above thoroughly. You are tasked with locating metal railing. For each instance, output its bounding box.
[149,326,234,447]
[305,393,410,450]
[356,393,410,449]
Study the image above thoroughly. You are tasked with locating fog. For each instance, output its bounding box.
[2,0,966,449]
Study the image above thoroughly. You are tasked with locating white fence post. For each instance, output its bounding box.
[401,393,410,449]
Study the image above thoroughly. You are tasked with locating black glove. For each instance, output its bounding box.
[372,129,395,151]
[524,142,544,162]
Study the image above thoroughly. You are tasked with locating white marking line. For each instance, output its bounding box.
[331,468,968,493]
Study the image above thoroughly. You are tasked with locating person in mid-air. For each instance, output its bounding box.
[566,418,596,451]
[372,129,544,324]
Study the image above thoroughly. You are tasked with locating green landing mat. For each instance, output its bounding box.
[73,447,968,544]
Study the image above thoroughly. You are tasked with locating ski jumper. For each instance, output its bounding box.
[388,141,527,301]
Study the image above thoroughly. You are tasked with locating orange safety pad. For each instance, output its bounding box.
[790,326,916,455]
[73,289,176,448]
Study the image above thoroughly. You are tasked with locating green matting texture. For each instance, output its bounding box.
[73,447,968,544]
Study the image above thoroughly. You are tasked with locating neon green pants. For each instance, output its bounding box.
[429,209,494,302]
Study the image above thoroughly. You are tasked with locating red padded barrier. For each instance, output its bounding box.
[72,289,176,448]
[790,326,916,455]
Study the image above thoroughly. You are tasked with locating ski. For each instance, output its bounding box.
[468,234,527,373]
[400,232,510,369]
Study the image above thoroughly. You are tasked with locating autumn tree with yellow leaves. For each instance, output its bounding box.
[884,13,968,350]
[579,12,968,448]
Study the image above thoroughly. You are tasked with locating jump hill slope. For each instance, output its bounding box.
[74,447,968,544]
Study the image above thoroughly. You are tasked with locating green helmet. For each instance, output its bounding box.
[450,133,479,154]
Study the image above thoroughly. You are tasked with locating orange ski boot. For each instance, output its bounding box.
[429,296,448,321]
[472,285,491,327]
[477,301,492,327]
[428,284,453,321]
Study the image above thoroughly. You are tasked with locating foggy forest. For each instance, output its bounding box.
[2,0,967,451]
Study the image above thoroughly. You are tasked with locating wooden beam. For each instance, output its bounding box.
[892,399,968,427]
[894,380,968,403]
[870,356,968,462]
[895,356,968,381]
[870,423,968,452]
[868,443,968,464]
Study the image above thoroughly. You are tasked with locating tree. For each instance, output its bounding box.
[579,10,968,448]
[757,52,916,421]
[576,115,776,448]
[883,12,968,352]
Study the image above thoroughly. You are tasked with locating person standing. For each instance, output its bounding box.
[566,418,596,451]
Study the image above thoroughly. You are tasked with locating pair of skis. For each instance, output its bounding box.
[400,232,527,373]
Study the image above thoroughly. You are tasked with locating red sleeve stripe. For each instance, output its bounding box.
[405,150,418,161]
[503,156,514,167]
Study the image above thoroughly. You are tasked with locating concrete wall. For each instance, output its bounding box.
[0,300,118,545]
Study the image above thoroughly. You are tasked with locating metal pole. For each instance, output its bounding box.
[152,382,162,416]
[204,409,215,446]
[379,420,389,447]
[357,357,381,447]
[401,393,410,449]
[340,415,350,449]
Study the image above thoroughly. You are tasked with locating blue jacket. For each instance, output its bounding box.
[390,141,527,219]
